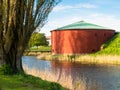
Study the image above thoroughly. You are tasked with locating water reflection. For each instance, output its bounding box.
[22,56,120,90]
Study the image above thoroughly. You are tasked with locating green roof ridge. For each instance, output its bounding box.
[56,21,112,30]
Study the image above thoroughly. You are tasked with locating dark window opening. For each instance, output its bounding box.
[104,33,106,36]
[95,33,97,36]
[92,49,95,52]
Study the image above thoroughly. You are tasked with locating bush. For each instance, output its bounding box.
[0,65,14,75]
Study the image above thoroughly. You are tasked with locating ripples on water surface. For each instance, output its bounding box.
[22,56,120,90]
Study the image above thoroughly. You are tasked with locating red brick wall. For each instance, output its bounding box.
[51,29,115,54]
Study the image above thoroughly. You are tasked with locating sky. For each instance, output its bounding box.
[40,0,120,36]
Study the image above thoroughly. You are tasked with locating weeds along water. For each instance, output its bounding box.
[37,54,120,65]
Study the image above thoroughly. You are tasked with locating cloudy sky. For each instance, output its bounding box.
[40,0,120,36]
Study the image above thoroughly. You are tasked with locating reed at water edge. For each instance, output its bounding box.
[37,54,120,65]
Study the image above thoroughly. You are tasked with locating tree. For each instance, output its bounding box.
[0,0,59,73]
[29,32,48,48]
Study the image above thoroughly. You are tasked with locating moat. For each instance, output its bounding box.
[22,56,120,90]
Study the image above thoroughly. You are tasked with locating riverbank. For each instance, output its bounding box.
[37,54,120,65]
[0,70,65,90]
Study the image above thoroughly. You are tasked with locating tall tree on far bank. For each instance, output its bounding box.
[29,32,48,48]
[0,0,59,73]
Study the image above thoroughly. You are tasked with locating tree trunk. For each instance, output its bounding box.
[1,46,24,73]
[0,29,29,73]
[0,0,57,73]
[0,48,4,66]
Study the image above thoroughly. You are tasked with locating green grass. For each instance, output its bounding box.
[94,32,120,55]
[0,71,65,90]
[28,46,51,51]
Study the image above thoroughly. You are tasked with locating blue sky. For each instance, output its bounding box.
[40,0,120,36]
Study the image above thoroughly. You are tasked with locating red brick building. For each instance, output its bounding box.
[51,21,115,54]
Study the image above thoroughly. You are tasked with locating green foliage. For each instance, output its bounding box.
[0,65,14,75]
[0,72,65,90]
[29,32,49,48]
[95,33,120,55]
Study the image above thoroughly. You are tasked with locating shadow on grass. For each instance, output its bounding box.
[102,32,119,48]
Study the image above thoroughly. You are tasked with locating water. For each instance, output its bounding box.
[22,56,120,90]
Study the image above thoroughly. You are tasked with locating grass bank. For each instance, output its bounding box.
[27,46,51,51]
[94,32,120,55]
[24,46,51,56]
[0,69,65,90]
[37,33,120,65]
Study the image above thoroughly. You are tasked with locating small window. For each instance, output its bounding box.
[95,33,97,36]
[104,33,106,36]
[92,49,95,52]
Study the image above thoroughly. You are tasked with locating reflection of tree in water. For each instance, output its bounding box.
[51,61,103,90]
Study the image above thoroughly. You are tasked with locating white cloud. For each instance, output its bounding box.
[53,5,72,12]
[53,3,97,12]
[86,13,120,31]
[41,16,84,35]
[80,3,97,8]
[41,13,120,36]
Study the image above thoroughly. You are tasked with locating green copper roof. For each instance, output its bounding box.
[56,21,112,30]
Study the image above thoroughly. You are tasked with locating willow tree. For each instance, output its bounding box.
[0,0,59,73]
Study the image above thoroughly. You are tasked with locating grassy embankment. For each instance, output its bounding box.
[94,32,120,55]
[24,46,51,56]
[29,46,51,51]
[37,33,120,65]
[0,68,65,90]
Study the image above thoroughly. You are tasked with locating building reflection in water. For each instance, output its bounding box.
[22,56,120,90]
[23,60,103,90]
